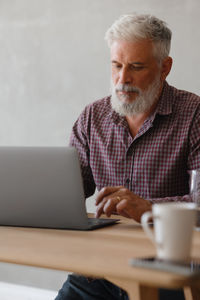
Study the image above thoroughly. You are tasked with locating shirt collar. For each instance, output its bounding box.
[154,81,174,116]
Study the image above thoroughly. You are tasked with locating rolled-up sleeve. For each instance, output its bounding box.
[69,107,96,199]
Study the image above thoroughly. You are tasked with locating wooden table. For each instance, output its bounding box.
[0,215,199,300]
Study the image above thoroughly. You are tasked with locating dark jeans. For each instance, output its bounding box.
[55,274,185,300]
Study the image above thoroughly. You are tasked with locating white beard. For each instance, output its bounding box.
[110,75,161,116]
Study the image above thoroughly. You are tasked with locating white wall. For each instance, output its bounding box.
[0,0,199,297]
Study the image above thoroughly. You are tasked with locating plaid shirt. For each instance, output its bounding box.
[70,82,200,203]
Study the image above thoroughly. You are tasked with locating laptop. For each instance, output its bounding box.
[0,146,119,230]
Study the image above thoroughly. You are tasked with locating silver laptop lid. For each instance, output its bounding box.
[0,146,90,229]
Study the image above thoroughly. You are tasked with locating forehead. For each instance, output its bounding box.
[110,39,155,63]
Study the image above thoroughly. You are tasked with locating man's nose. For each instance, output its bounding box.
[119,68,132,84]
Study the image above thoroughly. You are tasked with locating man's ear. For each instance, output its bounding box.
[160,56,173,81]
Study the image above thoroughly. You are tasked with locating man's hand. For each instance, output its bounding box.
[95,186,152,223]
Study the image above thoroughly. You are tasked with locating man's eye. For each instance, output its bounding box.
[130,65,144,70]
[112,64,121,69]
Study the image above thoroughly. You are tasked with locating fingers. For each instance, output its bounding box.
[95,186,123,205]
[95,186,129,218]
[95,195,122,218]
[95,198,108,218]
[116,199,133,219]
[116,198,152,222]
[95,186,152,222]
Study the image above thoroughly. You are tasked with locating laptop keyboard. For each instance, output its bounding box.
[87,217,119,228]
[88,218,107,225]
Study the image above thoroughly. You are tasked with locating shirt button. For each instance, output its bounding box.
[126,178,130,184]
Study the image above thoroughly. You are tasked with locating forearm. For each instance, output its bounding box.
[148,194,192,204]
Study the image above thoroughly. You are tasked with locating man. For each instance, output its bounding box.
[55,14,200,300]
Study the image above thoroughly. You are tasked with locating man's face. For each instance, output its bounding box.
[110,39,166,115]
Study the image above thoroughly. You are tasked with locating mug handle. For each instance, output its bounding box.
[141,211,156,245]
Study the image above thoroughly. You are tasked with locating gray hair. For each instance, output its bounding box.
[105,14,172,63]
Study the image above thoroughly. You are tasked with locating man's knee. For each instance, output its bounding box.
[54,274,128,300]
[55,274,80,300]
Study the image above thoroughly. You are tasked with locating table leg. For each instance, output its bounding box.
[184,286,200,300]
[106,277,158,300]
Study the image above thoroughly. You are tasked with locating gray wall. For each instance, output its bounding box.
[0,0,199,296]
[0,0,199,147]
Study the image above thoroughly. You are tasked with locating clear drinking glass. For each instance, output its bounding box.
[189,169,200,228]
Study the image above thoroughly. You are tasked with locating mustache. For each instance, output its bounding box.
[115,84,141,93]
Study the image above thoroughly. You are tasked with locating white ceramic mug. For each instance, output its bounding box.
[141,202,197,262]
